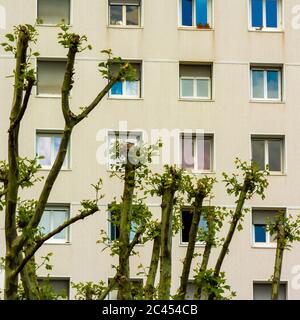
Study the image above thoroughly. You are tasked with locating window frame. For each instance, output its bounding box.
[180,133,214,173]
[249,0,283,31]
[36,58,67,98]
[40,205,71,244]
[36,130,71,170]
[36,0,73,27]
[179,0,213,29]
[250,67,282,102]
[180,76,211,100]
[108,0,142,28]
[38,277,70,299]
[253,281,287,300]
[251,136,284,174]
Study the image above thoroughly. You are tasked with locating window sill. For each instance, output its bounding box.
[107,25,143,30]
[179,243,205,248]
[268,172,286,176]
[178,27,214,32]
[249,100,285,104]
[43,242,71,246]
[38,168,72,172]
[37,24,73,28]
[179,98,214,103]
[36,94,62,99]
[252,243,277,249]
[107,97,144,101]
[248,28,284,33]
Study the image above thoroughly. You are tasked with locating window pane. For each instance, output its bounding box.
[199,216,208,232]
[110,5,123,25]
[182,136,194,169]
[254,224,266,242]
[37,136,52,167]
[252,0,263,27]
[39,211,51,235]
[181,210,193,242]
[181,79,194,97]
[267,71,279,99]
[268,140,282,171]
[266,0,278,28]
[182,0,193,26]
[126,81,139,96]
[37,60,66,95]
[197,137,212,171]
[126,5,139,25]
[252,140,265,170]
[196,79,209,98]
[38,0,70,24]
[52,210,68,240]
[111,81,123,95]
[196,0,208,25]
[253,283,286,300]
[252,70,264,99]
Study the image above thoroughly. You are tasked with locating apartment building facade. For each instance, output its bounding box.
[1,0,300,300]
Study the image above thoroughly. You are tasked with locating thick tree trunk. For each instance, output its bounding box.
[144,232,161,300]
[176,197,204,300]
[117,156,136,300]
[271,216,285,300]
[20,253,40,300]
[158,189,175,300]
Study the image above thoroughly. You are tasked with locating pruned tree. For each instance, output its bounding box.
[267,211,300,300]
[0,23,135,300]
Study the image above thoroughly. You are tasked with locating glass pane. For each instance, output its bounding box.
[53,135,68,168]
[196,0,208,25]
[252,0,263,27]
[181,79,194,97]
[126,81,139,96]
[252,140,265,170]
[130,222,137,241]
[254,224,266,242]
[110,5,123,25]
[182,0,193,26]
[268,140,282,171]
[111,81,123,95]
[39,211,51,235]
[252,70,264,99]
[126,5,139,25]
[37,60,66,95]
[196,79,209,98]
[182,136,194,169]
[181,210,193,243]
[52,210,68,240]
[199,217,208,232]
[37,136,52,167]
[266,0,278,28]
[197,137,212,171]
[38,0,70,25]
[267,71,279,99]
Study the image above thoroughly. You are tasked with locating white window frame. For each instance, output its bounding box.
[249,0,283,31]
[251,137,284,173]
[179,0,213,28]
[108,0,141,27]
[107,131,143,170]
[36,131,70,170]
[180,76,211,100]
[251,67,282,101]
[109,80,141,99]
[180,134,214,173]
[36,0,73,27]
[41,205,70,244]
[36,58,67,98]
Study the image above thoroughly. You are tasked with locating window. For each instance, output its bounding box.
[108,278,143,300]
[180,64,212,100]
[39,205,70,243]
[180,0,212,28]
[251,67,282,101]
[37,59,66,96]
[250,0,282,30]
[110,62,141,98]
[107,131,142,168]
[253,282,287,300]
[108,206,139,242]
[251,136,284,173]
[109,0,141,26]
[36,131,70,169]
[37,0,71,25]
[252,209,283,245]
[38,278,70,299]
[181,208,208,243]
[0,266,4,293]
[181,134,214,172]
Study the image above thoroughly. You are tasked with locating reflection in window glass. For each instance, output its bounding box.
[267,71,279,99]
[196,0,208,25]
[182,79,194,97]
[126,81,138,96]
[268,140,282,172]
[196,79,209,97]
[126,5,139,25]
[37,136,52,167]
[252,140,265,170]
[110,5,123,25]
[252,70,264,99]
